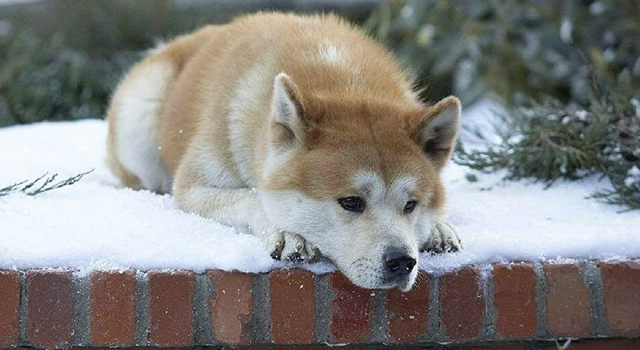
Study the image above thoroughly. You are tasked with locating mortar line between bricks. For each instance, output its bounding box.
[314,273,331,344]
[427,274,443,342]
[481,265,497,341]
[135,270,150,346]
[370,288,387,343]
[18,271,28,346]
[72,271,91,346]
[211,273,220,344]
[194,273,215,345]
[584,260,609,337]
[533,262,549,339]
[249,273,271,344]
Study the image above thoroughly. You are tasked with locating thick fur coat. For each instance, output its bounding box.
[106,13,461,290]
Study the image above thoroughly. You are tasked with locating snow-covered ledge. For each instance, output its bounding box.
[1,107,640,349]
[1,261,640,349]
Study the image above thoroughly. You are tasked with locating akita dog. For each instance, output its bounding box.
[106,13,461,291]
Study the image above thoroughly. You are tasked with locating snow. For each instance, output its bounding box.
[1,104,639,275]
[559,18,572,43]
[626,166,640,187]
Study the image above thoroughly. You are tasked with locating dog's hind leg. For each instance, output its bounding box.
[106,58,175,193]
[106,25,220,193]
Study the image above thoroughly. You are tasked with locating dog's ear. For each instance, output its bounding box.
[270,73,307,149]
[411,96,461,171]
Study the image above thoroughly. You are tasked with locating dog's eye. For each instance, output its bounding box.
[338,196,366,213]
[403,200,418,214]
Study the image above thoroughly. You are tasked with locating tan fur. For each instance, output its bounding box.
[106,13,461,290]
[106,25,219,187]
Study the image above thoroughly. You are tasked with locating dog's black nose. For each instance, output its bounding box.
[384,248,416,276]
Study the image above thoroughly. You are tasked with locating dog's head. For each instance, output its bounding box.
[261,73,460,291]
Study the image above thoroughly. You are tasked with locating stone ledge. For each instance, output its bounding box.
[0,261,639,348]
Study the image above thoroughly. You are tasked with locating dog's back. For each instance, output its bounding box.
[106,13,420,192]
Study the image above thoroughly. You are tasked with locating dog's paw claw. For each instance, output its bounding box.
[267,230,318,263]
[267,230,285,260]
[282,233,318,263]
[422,221,462,254]
[286,251,303,263]
[270,250,282,260]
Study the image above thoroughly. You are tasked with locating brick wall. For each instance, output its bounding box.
[0,261,639,349]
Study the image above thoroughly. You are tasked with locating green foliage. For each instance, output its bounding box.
[0,170,93,197]
[455,77,640,209]
[0,29,138,126]
[0,0,207,127]
[0,0,375,127]
[366,0,640,105]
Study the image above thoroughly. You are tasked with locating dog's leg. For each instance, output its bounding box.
[172,149,318,262]
[420,219,462,254]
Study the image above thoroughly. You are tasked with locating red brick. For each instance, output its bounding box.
[386,272,430,342]
[148,271,195,346]
[90,270,136,346]
[26,270,74,349]
[439,268,485,341]
[269,269,315,344]
[544,264,591,337]
[544,338,640,350]
[209,270,254,345]
[0,271,20,347]
[329,273,372,342]
[600,261,640,335]
[492,264,537,339]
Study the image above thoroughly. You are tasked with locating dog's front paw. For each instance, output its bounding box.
[422,221,462,253]
[267,229,319,263]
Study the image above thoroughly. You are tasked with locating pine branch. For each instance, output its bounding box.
[454,77,640,211]
[0,170,94,197]
[0,180,28,196]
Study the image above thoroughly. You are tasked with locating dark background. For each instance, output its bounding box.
[0,0,381,127]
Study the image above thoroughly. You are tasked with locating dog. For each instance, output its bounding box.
[106,13,461,291]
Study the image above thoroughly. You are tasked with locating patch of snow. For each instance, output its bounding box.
[458,98,507,148]
[1,110,639,275]
[631,98,640,119]
[416,24,435,47]
[424,163,640,273]
[575,110,588,121]
[400,4,413,19]
[589,1,606,15]
[559,18,572,43]
[603,48,616,63]
[625,166,640,187]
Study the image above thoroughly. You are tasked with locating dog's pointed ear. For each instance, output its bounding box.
[270,73,306,149]
[411,96,461,171]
